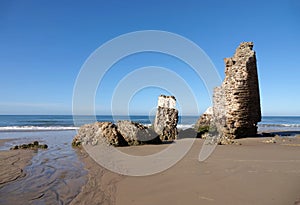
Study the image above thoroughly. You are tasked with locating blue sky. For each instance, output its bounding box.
[0,0,299,116]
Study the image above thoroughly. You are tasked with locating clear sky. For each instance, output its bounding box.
[0,0,299,116]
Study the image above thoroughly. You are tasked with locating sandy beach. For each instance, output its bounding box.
[70,135,300,205]
[1,135,300,204]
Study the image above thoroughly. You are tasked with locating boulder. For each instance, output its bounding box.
[117,120,161,145]
[72,122,128,147]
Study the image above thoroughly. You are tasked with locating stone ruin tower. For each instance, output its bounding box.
[214,42,261,139]
[153,95,178,141]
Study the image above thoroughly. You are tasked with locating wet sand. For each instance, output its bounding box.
[75,136,300,205]
[70,148,123,205]
[0,132,86,205]
[0,139,35,188]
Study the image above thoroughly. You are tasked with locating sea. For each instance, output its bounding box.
[0,115,299,132]
[0,115,299,204]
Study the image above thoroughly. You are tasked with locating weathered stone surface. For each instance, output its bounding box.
[153,95,178,141]
[117,121,161,145]
[213,42,261,140]
[157,95,176,108]
[212,87,226,132]
[72,122,128,147]
[195,107,213,132]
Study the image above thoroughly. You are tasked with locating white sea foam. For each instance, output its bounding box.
[177,124,195,130]
[2,123,297,132]
[258,124,300,128]
[144,124,194,130]
[0,126,79,131]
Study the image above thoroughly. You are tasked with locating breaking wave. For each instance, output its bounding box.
[0,126,79,132]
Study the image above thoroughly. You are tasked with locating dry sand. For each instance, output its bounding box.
[74,136,300,205]
[0,139,35,188]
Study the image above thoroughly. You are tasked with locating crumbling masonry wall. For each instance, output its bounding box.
[213,42,261,139]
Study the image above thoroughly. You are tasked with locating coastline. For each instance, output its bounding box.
[73,135,300,205]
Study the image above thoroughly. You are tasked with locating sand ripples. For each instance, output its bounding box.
[0,143,87,205]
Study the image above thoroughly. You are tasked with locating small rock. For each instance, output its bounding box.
[262,138,276,144]
[40,144,48,149]
[21,144,28,149]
